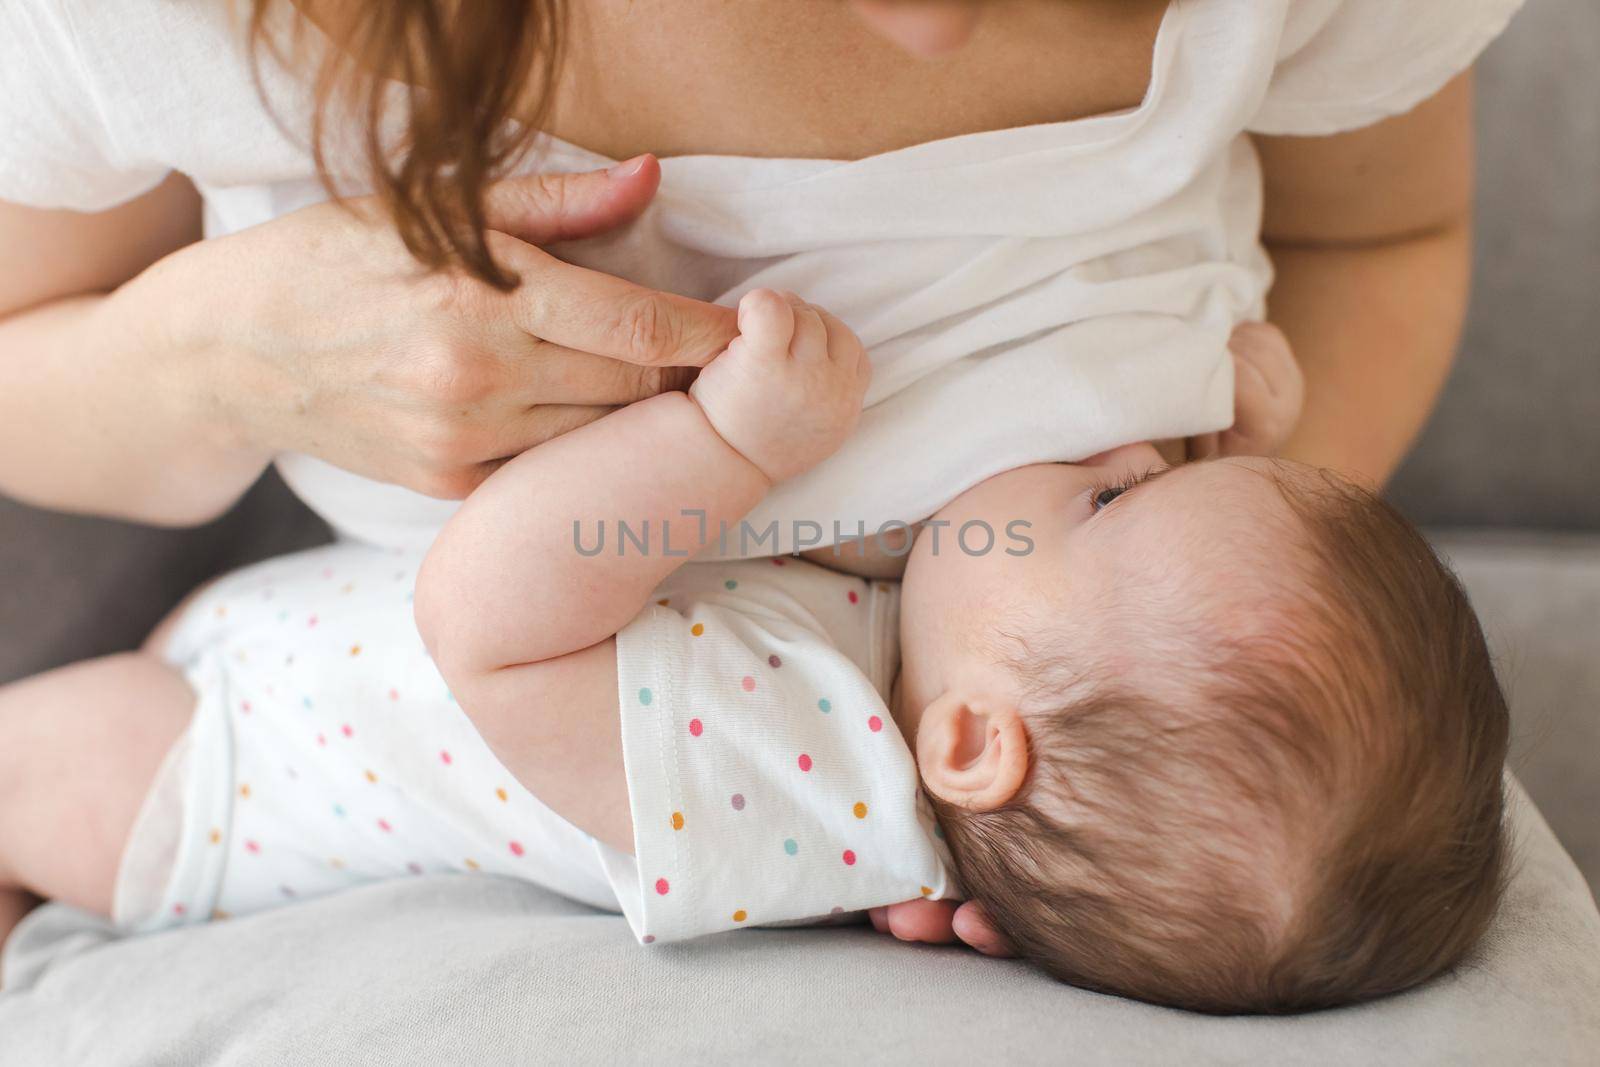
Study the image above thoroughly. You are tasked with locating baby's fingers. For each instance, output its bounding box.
[778,291,829,361]
[1224,354,1296,455]
[816,306,873,384]
[1220,322,1303,457]
[736,289,796,354]
[1230,322,1304,410]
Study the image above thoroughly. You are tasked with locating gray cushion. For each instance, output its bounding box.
[1436,531,1600,890]
[3,779,1595,1066]
[0,469,329,684]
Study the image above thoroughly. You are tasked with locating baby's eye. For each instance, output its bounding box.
[1092,486,1129,511]
[1086,466,1170,514]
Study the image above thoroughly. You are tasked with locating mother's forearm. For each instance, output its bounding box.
[0,286,271,526]
[1267,218,1472,487]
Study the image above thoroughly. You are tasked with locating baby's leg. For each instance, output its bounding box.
[0,653,193,949]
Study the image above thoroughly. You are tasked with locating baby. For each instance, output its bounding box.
[415,287,1511,1012]
[0,291,1508,1014]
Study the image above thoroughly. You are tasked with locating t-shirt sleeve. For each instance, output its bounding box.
[600,601,954,945]
[0,2,169,210]
[1249,0,1525,136]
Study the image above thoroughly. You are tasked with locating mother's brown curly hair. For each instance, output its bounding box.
[251,0,568,289]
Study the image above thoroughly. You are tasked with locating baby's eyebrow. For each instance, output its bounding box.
[1101,464,1177,518]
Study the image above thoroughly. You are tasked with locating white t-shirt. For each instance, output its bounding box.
[597,557,955,943]
[1,0,1523,552]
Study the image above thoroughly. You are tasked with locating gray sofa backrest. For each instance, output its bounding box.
[1389,0,1600,529]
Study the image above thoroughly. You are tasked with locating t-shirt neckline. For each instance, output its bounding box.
[496,1,1188,180]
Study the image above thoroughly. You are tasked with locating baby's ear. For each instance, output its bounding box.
[915,692,1028,813]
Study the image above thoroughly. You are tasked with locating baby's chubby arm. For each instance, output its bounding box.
[414,290,869,846]
[418,290,869,671]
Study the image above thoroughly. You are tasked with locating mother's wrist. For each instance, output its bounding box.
[104,249,271,461]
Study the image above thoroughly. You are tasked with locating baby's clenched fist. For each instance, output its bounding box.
[690,289,872,483]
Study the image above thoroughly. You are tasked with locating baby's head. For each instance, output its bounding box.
[895,444,1510,1013]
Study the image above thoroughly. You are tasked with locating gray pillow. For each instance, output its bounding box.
[3,779,1595,1066]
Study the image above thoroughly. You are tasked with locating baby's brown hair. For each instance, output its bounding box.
[936,465,1510,1014]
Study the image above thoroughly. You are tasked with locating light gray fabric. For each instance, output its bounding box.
[1436,531,1600,890]
[2,780,1595,1066]
[1388,0,1600,529]
[0,470,330,683]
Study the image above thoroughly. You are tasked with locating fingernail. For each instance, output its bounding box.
[606,154,649,179]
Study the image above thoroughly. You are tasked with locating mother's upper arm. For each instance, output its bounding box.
[1253,73,1475,247]
[0,172,201,319]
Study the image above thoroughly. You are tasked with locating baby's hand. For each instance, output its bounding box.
[1188,322,1306,461]
[690,289,871,483]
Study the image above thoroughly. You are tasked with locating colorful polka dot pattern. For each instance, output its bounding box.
[137,543,597,929]
[616,561,951,946]
[141,546,946,946]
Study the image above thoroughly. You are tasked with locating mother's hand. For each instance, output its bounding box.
[146,155,738,499]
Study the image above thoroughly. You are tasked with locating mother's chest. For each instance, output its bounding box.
[543,0,1170,161]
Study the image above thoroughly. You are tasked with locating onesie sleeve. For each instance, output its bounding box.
[0,2,170,210]
[597,600,954,944]
[1248,0,1526,136]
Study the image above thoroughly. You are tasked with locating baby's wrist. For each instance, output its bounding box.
[681,388,780,489]
[685,385,784,488]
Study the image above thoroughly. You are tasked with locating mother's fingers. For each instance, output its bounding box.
[497,342,698,407]
[868,899,960,943]
[482,156,662,246]
[498,244,740,368]
[483,403,619,461]
[887,898,961,943]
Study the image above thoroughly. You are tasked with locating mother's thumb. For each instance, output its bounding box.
[484,154,660,246]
